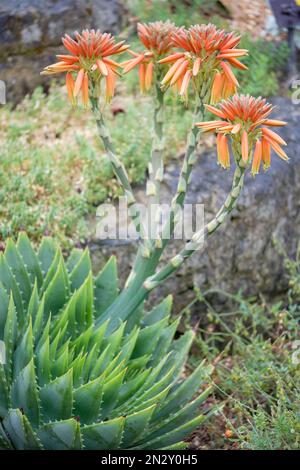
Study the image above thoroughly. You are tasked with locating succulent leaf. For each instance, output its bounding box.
[0,236,213,450]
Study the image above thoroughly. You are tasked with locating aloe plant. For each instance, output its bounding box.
[0,233,213,450]
[0,20,288,451]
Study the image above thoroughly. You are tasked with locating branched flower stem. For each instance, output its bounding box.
[126,81,211,288]
[143,164,245,291]
[147,80,165,214]
[97,162,245,332]
[90,90,146,239]
[97,84,210,332]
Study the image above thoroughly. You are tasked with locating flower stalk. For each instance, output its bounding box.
[146,79,165,231]
[90,88,146,239]
[144,164,245,291]
[98,161,245,332]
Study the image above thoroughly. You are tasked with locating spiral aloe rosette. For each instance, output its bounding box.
[0,234,213,450]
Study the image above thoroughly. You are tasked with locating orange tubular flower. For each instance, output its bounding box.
[41,29,129,103]
[196,95,288,174]
[159,24,248,102]
[122,21,176,92]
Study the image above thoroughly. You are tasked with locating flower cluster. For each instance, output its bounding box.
[122,21,176,92]
[197,95,288,174]
[159,24,248,101]
[41,29,129,103]
[41,25,288,177]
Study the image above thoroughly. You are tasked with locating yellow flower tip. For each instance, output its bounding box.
[251,140,262,176]
[96,59,108,76]
[264,119,287,127]
[145,61,154,90]
[81,72,89,107]
[179,70,192,97]
[241,130,249,163]
[66,72,75,103]
[211,72,223,104]
[217,133,230,169]
[192,57,201,76]
[262,127,287,147]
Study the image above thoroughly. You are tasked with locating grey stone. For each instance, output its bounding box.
[0,0,122,103]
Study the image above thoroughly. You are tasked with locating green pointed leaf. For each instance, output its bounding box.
[132,384,172,415]
[2,409,42,450]
[11,359,40,426]
[71,352,87,387]
[73,376,103,424]
[0,283,9,339]
[116,369,151,408]
[132,317,169,359]
[40,369,73,422]
[66,248,84,272]
[122,405,156,448]
[27,280,39,321]
[159,441,188,450]
[32,295,45,343]
[135,414,206,450]
[17,232,43,288]
[155,362,213,420]
[73,274,94,331]
[123,355,170,408]
[40,248,61,294]
[150,318,180,367]
[38,237,57,276]
[94,256,119,318]
[51,292,77,341]
[118,327,139,363]
[160,330,195,382]
[129,366,175,411]
[69,248,92,291]
[4,294,18,380]
[37,312,51,351]
[43,260,70,317]
[124,303,144,334]
[36,337,51,386]
[144,388,212,441]
[4,239,32,306]
[38,418,82,450]
[143,295,173,326]
[98,322,125,375]
[52,340,70,378]
[0,421,13,449]
[103,356,125,382]
[14,318,33,377]
[126,354,150,376]
[71,325,93,355]
[0,254,24,324]
[101,369,126,419]
[0,364,9,417]
[82,417,124,450]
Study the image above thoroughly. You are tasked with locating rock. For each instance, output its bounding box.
[0,0,122,104]
[89,96,300,314]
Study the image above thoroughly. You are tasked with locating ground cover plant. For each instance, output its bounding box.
[185,262,300,449]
